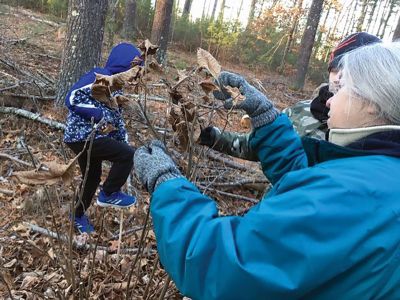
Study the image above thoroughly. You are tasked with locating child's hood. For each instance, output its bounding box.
[105,43,142,75]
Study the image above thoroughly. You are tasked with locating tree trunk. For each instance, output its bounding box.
[356,0,369,31]
[367,0,379,32]
[106,0,119,48]
[279,0,303,71]
[371,0,385,33]
[151,0,174,65]
[377,0,390,36]
[56,0,109,105]
[293,0,325,90]
[211,0,218,20]
[218,0,226,21]
[344,0,358,37]
[182,0,193,17]
[379,0,395,38]
[236,0,244,22]
[393,14,400,40]
[122,0,137,40]
[246,0,257,30]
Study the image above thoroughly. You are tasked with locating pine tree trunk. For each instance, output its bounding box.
[218,0,226,21]
[367,0,379,32]
[211,0,218,20]
[236,0,244,22]
[293,0,325,90]
[356,0,369,31]
[56,0,109,105]
[379,0,395,38]
[182,0,193,17]
[151,0,174,65]
[123,0,137,40]
[279,0,303,71]
[377,0,390,36]
[246,0,257,30]
[393,14,400,41]
[344,0,358,37]
[107,0,119,48]
[371,0,385,33]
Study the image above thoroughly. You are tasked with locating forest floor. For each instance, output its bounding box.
[0,4,314,299]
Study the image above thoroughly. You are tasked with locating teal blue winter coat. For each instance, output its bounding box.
[151,114,400,300]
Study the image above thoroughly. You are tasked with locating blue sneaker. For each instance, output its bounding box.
[97,190,136,208]
[73,215,95,234]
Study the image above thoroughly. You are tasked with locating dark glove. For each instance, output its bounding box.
[213,71,279,128]
[134,140,182,194]
[198,126,221,147]
[310,84,332,123]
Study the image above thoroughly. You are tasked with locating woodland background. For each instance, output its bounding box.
[1,0,399,299]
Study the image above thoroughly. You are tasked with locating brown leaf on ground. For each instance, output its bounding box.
[197,48,221,79]
[12,156,78,185]
[148,60,163,74]
[20,275,40,290]
[138,39,159,55]
[199,79,218,95]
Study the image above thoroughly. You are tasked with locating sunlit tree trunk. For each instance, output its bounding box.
[356,0,369,31]
[246,0,258,30]
[211,0,218,20]
[236,0,244,22]
[293,0,325,90]
[371,0,385,33]
[279,0,303,71]
[56,0,109,105]
[182,0,193,17]
[122,0,137,40]
[344,0,357,37]
[367,0,379,32]
[378,0,395,38]
[218,0,226,21]
[151,0,174,64]
[393,14,400,40]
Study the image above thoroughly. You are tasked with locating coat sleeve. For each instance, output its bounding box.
[65,86,104,123]
[250,113,308,185]
[151,173,377,300]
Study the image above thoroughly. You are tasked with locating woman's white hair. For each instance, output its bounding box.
[340,41,400,125]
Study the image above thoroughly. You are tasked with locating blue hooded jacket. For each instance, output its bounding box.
[64,43,141,143]
[150,114,400,299]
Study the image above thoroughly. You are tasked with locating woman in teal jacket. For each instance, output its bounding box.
[134,42,400,299]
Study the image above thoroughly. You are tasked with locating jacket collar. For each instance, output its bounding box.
[328,125,400,146]
[302,126,400,166]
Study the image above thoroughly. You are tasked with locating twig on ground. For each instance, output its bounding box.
[0,152,32,167]
[0,107,65,130]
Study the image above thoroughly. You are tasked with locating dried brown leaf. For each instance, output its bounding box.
[138,39,159,55]
[197,48,221,79]
[199,80,218,95]
[149,60,163,74]
[226,86,246,107]
[20,275,40,290]
[12,156,78,185]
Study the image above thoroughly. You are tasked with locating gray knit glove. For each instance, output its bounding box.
[134,140,182,194]
[214,71,279,128]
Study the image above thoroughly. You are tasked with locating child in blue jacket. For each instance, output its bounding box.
[64,43,140,234]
